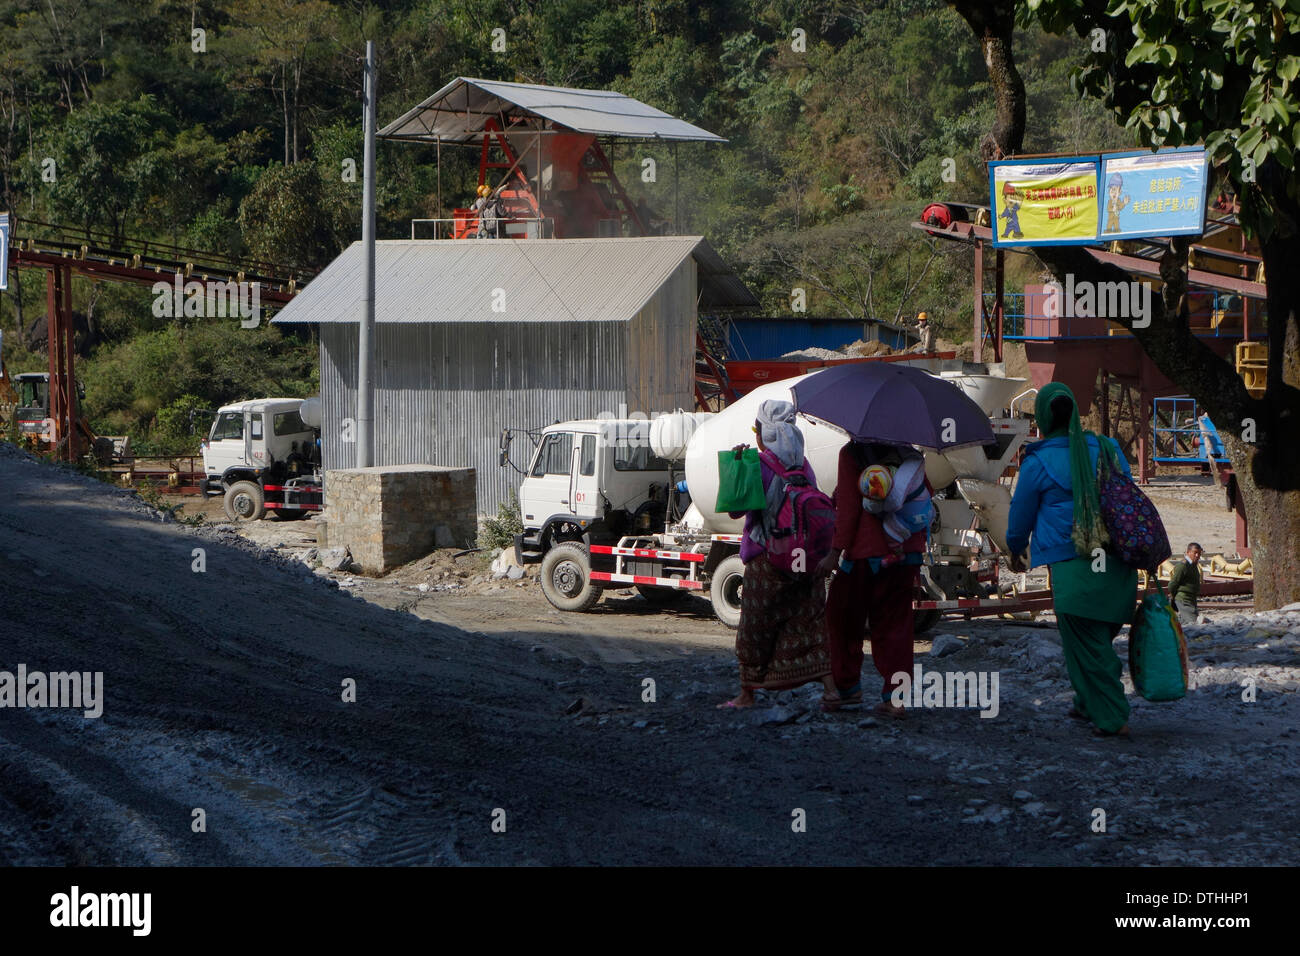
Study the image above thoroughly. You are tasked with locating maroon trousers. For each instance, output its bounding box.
[825,562,919,699]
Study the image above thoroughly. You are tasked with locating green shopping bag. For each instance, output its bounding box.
[715,446,766,513]
[1129,582,1189,701]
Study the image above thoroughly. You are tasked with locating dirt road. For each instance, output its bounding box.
[1,444,1296,865]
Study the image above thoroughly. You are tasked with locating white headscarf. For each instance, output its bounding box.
[748,399,806,550]
[756,399,804,469]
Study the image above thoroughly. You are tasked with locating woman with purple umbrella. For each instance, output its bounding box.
[792,362,991,716]
[817,441,932,717]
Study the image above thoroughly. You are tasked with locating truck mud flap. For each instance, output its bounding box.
[515,534,543,565]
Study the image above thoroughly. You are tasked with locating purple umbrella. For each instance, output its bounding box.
[791,362,994,450]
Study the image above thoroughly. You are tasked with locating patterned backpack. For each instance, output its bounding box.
[1097,439,1171,572]
[758,450,837,576]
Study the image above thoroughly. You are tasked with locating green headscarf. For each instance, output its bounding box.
[1034,382,1109,556]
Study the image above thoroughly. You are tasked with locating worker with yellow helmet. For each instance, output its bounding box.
[912,311,935,353]
[473,184,492,237]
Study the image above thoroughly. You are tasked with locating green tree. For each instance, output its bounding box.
[948,0,1300,607]
[227,0,341,165]
[34,95,171,242]
[153,393,214,453]
[6,0,131,112]
[238,161,341,270]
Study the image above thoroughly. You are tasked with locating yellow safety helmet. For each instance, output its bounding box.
[917,311,929,322]
[477,184,490,197]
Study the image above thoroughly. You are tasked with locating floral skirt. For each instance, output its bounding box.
[735,553,832,690]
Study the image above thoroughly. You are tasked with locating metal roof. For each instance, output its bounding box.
[272,237,756,326]
[691,240,762,311]
[378,77,725,144]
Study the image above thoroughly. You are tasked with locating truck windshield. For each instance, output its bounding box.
[531,433,573,476]
[17,379,47,408]
[210,412,244,441]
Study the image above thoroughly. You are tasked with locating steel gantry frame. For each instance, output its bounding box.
[5,220,312,461]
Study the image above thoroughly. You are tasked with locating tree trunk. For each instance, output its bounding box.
[1227,435,1300,609]
[950,1,1025,159]
[1032,229,1300,609]
[292,63,301,165]
[1239,225,1300,608]
[281,68,290,167]
[11,234,23,329]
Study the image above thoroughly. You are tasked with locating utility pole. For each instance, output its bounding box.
[357,40,377,468]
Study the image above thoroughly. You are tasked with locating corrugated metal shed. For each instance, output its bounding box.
[273,238,754,325]
[279,239,734,513]
[379,77,725,143]
[319,321,635,511]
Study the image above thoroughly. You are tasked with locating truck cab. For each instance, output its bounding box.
[516,419,677,559]
[200,398,321,520]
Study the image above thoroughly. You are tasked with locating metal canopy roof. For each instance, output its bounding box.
[378,77,725,143]
[272,237,756,326]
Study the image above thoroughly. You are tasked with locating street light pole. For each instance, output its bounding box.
[357,40,378,467]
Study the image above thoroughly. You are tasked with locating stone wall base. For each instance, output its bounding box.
[321,464,477,573]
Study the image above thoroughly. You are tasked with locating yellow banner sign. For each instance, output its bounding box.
[990,160,1100,247]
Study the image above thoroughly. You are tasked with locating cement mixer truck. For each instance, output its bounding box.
[514,370,1031,628]
[199,396,323,520]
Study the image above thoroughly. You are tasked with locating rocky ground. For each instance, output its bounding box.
[1,443,1295,866]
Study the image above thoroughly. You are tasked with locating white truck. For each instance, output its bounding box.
[512,412,754,625]
[513,371,1033,629]
[200,397,323,521]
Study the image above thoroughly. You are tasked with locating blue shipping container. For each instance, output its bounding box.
[726,319,913,359]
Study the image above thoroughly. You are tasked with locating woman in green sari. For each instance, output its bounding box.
[1006,383,1138,737]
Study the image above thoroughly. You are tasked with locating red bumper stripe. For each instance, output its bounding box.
[590,571,703,590]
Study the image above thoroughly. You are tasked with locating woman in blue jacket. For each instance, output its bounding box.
[1006,383,1137,737]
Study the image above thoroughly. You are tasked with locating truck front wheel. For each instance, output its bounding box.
[224,480,265,521]
[540,542,602,612]
[710,554,745,628]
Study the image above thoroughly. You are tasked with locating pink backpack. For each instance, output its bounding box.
[759,450,837,576]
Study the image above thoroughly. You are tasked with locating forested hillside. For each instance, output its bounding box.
[0,0,1132,452]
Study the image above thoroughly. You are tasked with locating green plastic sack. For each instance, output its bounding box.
[716,446,766,513]
[1129,584,1189,701]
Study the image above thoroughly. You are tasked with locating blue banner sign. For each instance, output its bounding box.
[1098,147,1208,240]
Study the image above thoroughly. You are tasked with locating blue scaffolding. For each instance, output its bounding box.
[1153,396,1230,465]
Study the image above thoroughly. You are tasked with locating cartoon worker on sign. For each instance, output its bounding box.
[1104,172,1131,234]
[999,181,1023,239]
